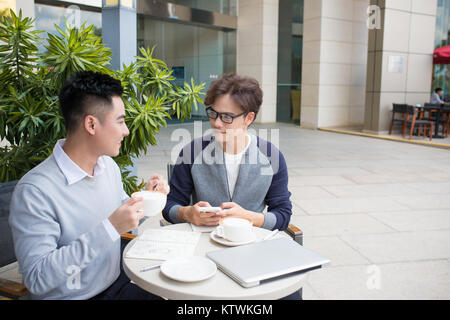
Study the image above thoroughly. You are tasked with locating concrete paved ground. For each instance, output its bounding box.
[137,121,450,300]
[326,125,450,147]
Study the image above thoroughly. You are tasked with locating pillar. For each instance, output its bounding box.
[364,0,438,134]
[237,0,279,123]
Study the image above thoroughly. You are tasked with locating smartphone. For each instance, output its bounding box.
[198,207,222,213]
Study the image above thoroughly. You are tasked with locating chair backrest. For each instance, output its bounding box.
[0,180,19,267]
[405,105,417,115]
[392,103,408,113]
[424,103,441,108]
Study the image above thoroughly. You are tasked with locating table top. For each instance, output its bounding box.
[122,223,306,300]
[417,104,450,111]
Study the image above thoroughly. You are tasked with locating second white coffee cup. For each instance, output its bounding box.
[216,217,253,242]
[131,190,167,217]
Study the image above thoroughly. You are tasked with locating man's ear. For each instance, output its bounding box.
[245,112,255,126]
[84,115,97,135]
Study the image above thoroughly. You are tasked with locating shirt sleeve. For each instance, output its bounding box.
[263,148,293,231]
[102,219,121,242]
[9,183,117,297]
[162,160,194,224]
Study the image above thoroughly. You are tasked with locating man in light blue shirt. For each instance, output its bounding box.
[430,87,445,104]
[9,71,169,300]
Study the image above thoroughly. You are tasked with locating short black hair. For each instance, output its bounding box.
[204,73,263,118]
[435,87,443,93]
[59,71,124,133]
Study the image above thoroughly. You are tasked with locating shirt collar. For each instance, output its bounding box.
[53,139,106,185]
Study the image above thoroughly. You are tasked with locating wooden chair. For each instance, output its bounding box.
[405,105,433,140]
[0,181,29,300]
[431,105,450,138]
[443,107,450,138]
[389,103,408,137]
[0,181,155,300]
[423,103,450,138]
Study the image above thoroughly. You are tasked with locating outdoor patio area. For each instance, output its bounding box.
[321,125,450,147]
[137,121,450,300]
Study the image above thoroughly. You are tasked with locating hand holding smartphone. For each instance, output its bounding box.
[197,207,221,213]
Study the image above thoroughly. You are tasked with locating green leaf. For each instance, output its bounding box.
[0,10,206,184]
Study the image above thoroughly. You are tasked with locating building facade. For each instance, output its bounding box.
[2,0,448,133]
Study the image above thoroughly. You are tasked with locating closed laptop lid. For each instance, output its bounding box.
[206,237,330,287]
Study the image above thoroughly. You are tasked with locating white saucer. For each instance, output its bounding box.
[160,256,217,282]
[210,229,256,247]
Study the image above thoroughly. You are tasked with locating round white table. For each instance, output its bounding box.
[122,223,305,300]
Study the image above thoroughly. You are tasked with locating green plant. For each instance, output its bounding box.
[0,9,205,194]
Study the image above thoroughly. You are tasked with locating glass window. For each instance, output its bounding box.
[34,3,102,52]
[158,0,237,16]
[137,16,236,121]
[276,0,304,124]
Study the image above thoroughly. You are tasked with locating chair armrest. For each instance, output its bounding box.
[284,223,304,246]
[120,219,171,242]
[120,233,137,241]
[160,218,172,227]
[0,278,28,299]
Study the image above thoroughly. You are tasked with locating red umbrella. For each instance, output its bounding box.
[433,45,450,64]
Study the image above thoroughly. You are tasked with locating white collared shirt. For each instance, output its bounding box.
[53,139,120,241]
[53,139,107,185]
[430,92,444,104]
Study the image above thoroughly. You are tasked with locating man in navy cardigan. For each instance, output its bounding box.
[162,73,293,231]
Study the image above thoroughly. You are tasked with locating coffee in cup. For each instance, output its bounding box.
[131,190,167,217]
[216,217,253,242]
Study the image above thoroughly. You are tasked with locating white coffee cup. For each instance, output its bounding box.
[216,217,253,242]
[131,191,167,217]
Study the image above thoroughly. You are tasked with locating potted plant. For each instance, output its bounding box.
[0,9,205,195]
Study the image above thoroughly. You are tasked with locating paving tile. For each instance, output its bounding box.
[344,173,431,184]
[420,172,450,182]
[340,230,450,264]
[369,210,450,232]
[290,214,395,237]
[392,195,450,210]
[285,160,319,169]
[301,236,371,267]
[289,186,336,201]
[291,167,373,176]
[295,197,409,215]
[404,182,450,195]
[365,164,446,176]
[288,175,355,187]
[323,183,422,198]
[291,204,308,216]
[305,260,450,299]
[301,281,321,300]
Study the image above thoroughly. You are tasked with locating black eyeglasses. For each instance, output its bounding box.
[205,107,247,124]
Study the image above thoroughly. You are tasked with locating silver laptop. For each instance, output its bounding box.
[206,237,330,288]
